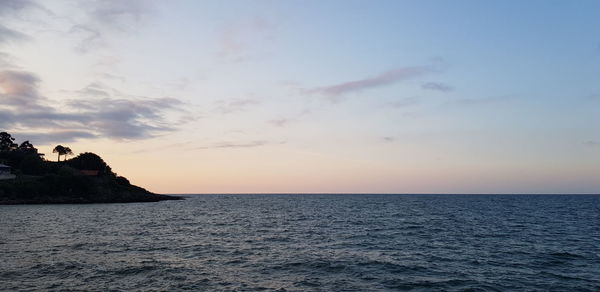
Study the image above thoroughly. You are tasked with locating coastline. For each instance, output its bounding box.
[0,193,183,205]
[0,174,184,205]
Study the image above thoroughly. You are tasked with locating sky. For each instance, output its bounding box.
[0,0,599,194]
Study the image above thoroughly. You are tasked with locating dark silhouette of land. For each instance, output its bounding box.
[0,132,182,204]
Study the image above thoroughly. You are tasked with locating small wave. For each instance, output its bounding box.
[548,251,585,259]
[381,278,481,291]
[108,265,160,276]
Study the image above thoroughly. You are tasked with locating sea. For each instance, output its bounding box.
[1,194,599,291]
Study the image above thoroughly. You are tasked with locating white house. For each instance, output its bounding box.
[0,164,16,180]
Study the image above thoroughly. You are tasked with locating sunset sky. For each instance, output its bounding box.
[1,0,599,194]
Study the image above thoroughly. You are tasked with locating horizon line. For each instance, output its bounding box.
[165,193,600,196]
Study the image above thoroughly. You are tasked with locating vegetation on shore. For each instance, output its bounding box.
[0,132,182,204]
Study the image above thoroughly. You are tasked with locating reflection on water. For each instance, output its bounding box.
[1,194,600,291]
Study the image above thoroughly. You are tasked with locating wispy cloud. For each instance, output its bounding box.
[0,52,16,68]
[190,140,287,150]
[0,0,50,45]
[0,24,29,44]
[84,0,150,28]
[0,0,151,53]
[383,97,420,108]
[268,119,290,127]
[444,97,506,107]
[304,66,433,102]
[97,72,127,83]
[70,82,112,97]
[131,141,194,154]
[583,140,600,147]
[214,98,260,114]
[192,140,268,150]
[69,24,105,53]
[13,130,97,144]
[421,82,453,92]
[0,0,36,14]
[63,0,154,53]
[266,109,311,127]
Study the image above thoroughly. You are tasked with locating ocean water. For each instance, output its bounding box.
[1,194,600,291]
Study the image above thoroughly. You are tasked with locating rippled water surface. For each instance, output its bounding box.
[2,194,600,291]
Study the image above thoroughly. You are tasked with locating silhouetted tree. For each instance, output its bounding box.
[0,133,44,168]
[52,145,73,161]
[66,152,114,176]
[0,132,17,152]
[53,145,64,161]
[18,141,38,154]
[64,147,74,160]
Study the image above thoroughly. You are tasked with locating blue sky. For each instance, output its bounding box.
[0,0,599,193]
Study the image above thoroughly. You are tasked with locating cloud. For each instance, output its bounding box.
[0,52,17,68]
[382,136,395,143]
[69,24,105,53]
[384,97,420,108]
[0,0,37,15]
[0,70,51,111]
[0,68,187,143]
[97,72,127,83]
[266,109,311,127]
[16,111,91,129]
[193,140,268,150]
[68,96,183,139]
[167,77,190,91]
[0,109,15,128]
[191,140,287,150]
[131,141,193,154]
[583,140,600,147]
[445,97,505,106]
[85,0,150,29]
[0,2,183,144]
[0,24,28,44]
[421,82,453,92]
[0,0,151,52]
[0,0,43,44]
[64,0,154,53]
[214,98,260,114]
[304,66,433,102]
[13,130,98,145]
[72,82,112,97]
[268,118,290,127]
[0,70,39,96]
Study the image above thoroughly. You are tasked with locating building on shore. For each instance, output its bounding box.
[0,164,16,180]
